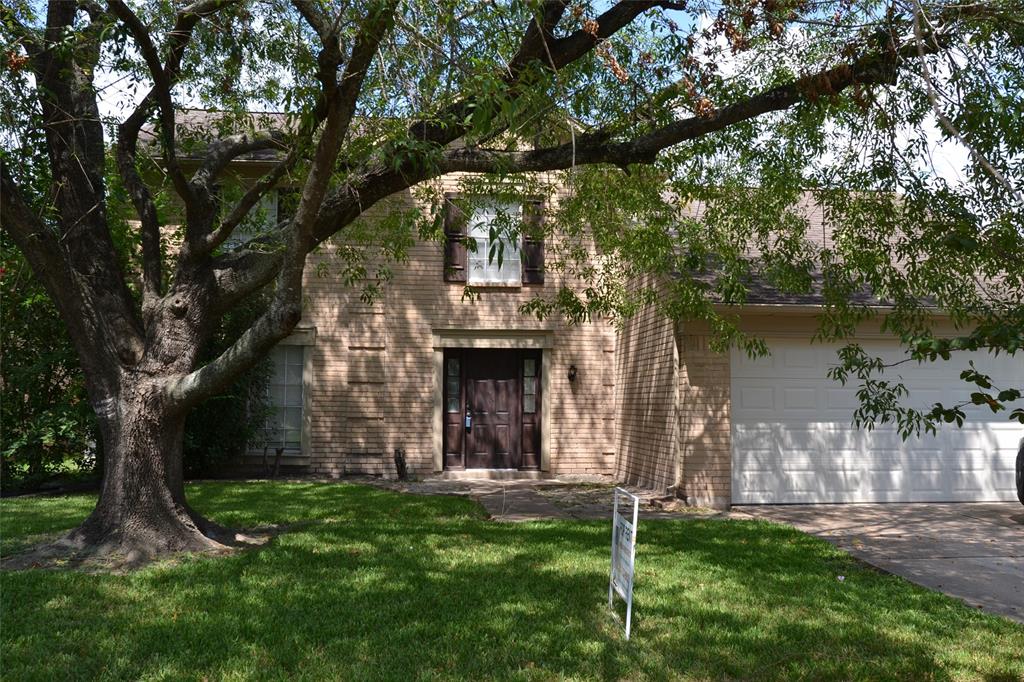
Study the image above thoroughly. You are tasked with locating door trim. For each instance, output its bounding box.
[433,331,552,473]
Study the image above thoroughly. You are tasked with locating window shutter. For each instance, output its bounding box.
[443,194,468,282]
[522,200,545,285]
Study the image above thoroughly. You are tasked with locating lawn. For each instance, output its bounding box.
[2,482,1022,681]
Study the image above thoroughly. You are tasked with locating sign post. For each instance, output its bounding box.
[608,487,639,639]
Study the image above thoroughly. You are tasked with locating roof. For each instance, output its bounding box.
[139,109,291,163]
[674,195,895,308]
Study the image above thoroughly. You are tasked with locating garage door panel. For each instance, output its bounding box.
[825,388,860,410]
[774,450,826,471]
[783,387,817,409]
[731,339,1023,504]
[736,386,775,412]
[867,468,905,492]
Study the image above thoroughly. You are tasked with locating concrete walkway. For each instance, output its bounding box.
[736,503,1024,623]
[362,477,722,521]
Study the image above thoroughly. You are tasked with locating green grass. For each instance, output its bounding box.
[2,482,1022,681]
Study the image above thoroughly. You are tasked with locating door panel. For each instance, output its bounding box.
[465,352,519,468]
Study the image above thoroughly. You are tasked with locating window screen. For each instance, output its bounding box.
[265,345,304,452]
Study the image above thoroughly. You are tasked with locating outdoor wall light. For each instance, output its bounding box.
[567,364,578,382]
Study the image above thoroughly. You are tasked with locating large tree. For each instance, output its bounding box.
[1,0,1021,558]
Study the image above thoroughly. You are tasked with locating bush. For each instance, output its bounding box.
[1,245,97,490]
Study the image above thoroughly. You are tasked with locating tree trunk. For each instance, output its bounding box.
[61,376,236,560]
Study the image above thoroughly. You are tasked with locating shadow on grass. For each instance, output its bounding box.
[2,481,1022,681]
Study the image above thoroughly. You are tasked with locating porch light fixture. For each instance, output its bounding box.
[567,364,578,382]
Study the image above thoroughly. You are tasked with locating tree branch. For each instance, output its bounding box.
[108,0,242,313]
[1,161,138,399]
[197,147,298,257]
[0,5,42,55]
[115,0,241,217]
[169,1,398,407]
[436,43,918,174]
[109,0,198,205]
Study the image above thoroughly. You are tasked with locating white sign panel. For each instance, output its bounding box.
[608,487,639,639]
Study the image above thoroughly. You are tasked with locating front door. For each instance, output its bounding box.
[443,349,542,470]
[466,351,518,468]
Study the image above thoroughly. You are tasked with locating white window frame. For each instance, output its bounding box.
[466,199,522,286]
[251,327,315,458]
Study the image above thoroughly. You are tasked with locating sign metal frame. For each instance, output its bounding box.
[608,487,639,639]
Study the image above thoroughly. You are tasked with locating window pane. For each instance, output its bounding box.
[447,358,460,376]
[466,199,522,284]
[524,394,536,413]
[287,345,304,364]
[226,191,278,249]
[286,363,303,384]
[523,376,536,394]
[267,410,284,430]
[524,359,536,377]
[272,348,286,375]
[284,407,302,430]
[285,385,303,407]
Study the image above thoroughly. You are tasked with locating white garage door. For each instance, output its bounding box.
[731,339,1023,504]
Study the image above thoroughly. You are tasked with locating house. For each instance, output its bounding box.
[161,113,1023,508]
[258,183,1022,509]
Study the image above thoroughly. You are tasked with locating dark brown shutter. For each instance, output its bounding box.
[522,200,545,285]
[443,194,467,282]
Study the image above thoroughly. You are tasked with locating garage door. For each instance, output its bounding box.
[731,339,1023,504]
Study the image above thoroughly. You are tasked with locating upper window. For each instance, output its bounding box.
[224,190,279,250]
[263,345,304,453]
[466,200,522,285]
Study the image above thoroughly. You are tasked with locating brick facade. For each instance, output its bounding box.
[613,299,735,508]
[230,176,740,501]
[614,278,680,490]
[289,180,618,478]
[676,332,732,509]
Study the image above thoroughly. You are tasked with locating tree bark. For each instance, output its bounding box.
[60,373,237,560]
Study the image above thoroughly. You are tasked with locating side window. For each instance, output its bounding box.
[264,345,304,453]
[446,357,461,413]
[523,357,537,413]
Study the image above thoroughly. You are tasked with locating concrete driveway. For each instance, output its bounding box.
[735,503,1024,623]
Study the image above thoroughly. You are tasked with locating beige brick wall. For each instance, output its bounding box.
[676,331,732,509]
[296,181,617,478]
[612,291,735,505]
[613,279,679,491]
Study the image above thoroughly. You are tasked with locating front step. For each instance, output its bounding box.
[433,469,548,481]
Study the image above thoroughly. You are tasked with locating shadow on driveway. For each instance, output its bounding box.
[735,503,1024,623]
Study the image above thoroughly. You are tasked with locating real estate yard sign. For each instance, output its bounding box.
[608,487,639,639]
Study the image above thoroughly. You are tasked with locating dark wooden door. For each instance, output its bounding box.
[465,350,519,469]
